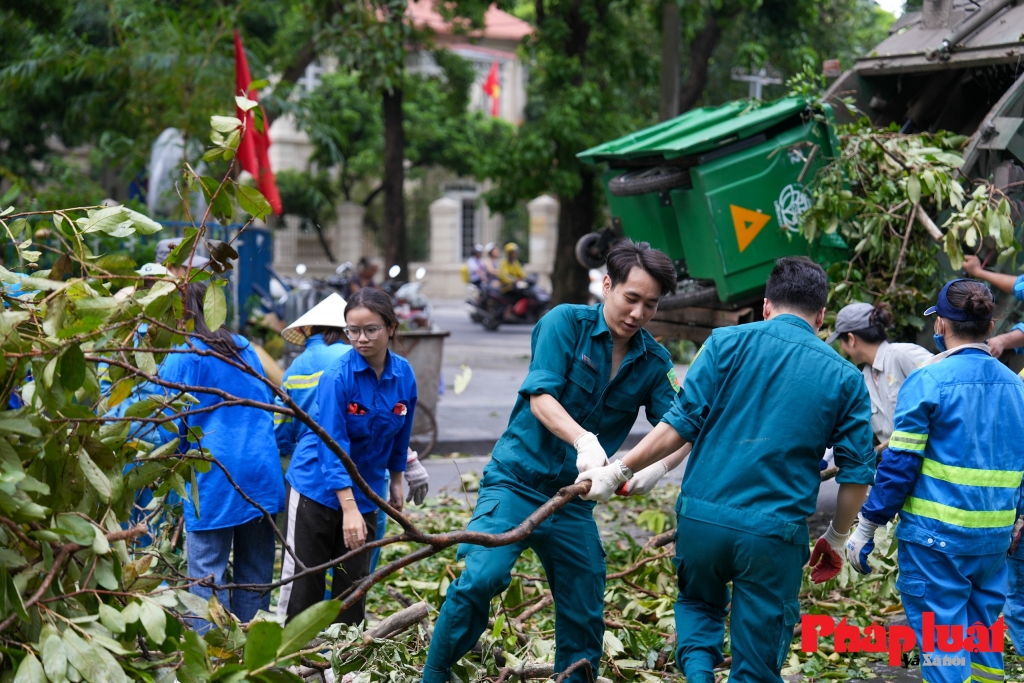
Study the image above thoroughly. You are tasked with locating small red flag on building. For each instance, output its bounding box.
[234,30,282,215]
[482,62,501,117]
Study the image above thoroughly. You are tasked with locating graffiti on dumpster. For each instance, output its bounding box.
[774,183,812,233]
[731,205,772,253]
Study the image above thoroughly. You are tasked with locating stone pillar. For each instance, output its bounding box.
[527,195,559,272]
[335,202,366,264]
[429,196,461,264]
[273,215,301,270]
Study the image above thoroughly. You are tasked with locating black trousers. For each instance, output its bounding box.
[278,486,378,624]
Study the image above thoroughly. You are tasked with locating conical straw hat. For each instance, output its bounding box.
[282,293,347,345]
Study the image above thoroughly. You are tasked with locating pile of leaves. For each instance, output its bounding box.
[799,122,1019,337]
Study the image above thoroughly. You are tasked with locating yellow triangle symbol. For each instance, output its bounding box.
[731,205,771,253]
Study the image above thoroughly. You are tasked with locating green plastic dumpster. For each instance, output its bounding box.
[578,97,841,303]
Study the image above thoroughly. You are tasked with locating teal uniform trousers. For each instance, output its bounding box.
[423,462,605,683]
[422,304,678,682]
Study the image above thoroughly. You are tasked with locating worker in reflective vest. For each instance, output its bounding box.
[847,279,1024,683]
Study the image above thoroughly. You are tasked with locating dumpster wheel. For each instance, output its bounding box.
[575,233,608,269]
[608,166,691,197]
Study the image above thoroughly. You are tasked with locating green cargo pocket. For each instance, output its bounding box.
[776,600,801,670]
[458,498,503,559]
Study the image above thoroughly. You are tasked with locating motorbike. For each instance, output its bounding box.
[467,273,550,331]
[393,267,433,330]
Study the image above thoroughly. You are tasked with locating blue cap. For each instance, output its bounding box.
[924,279,992,321]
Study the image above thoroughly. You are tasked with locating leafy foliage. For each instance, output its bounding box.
[799,122,1015,337]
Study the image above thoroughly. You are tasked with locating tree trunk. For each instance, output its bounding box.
[677,12,723,114]
[552,170,596,305]
[658,1,681,122]
[382,86,407,277]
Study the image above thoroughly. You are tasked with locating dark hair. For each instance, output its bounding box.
[606,239,677,297]
[765,256,828,315]
[944,280,994,340]
[843,302,893,344]
[311,326,347,346]
[345,287,399,341]
[184,282,241,355]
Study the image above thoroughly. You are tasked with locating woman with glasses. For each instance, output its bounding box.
[278,288,418,624]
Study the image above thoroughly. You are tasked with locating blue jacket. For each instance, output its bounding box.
[159,336,286,531]
[663,314,876,546]
[287,350,417,514]
[495,304,678,494]
[274,335,351,456]
[861,347,1024,555]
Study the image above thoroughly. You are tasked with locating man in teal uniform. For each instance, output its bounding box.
[580,256,876,683]
[422,240,688,683]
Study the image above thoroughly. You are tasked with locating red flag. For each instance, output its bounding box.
[234,30,282,215]
[482,62,501,117]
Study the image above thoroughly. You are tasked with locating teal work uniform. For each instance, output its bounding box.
[662,314,875,683]
[423,304,679,683]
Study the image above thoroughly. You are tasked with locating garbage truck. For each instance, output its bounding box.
[576,0,1024,347]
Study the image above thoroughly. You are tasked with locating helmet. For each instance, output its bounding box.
[504,242,519,253]
[472,243,484,255]
[484,242,497,254]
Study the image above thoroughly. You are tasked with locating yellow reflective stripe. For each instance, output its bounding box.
[921,459,1023,488]
[283,371,324,390]
[691,345,705,366]
[972,674,1002,683]
[273,414,291,425]
[903,497,1015,528]
[890,430,928,451]
[972,663,1003,676]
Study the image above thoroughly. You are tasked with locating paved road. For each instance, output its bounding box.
[431,298,661,455]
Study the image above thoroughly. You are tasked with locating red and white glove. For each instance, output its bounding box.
[809,522,849,583]
[616,461,669,497]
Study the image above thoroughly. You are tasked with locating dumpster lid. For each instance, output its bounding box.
[577,96,813,164]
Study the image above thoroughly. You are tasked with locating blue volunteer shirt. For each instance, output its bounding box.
[159,336,286,531]
[861,348,1024,554]
[274,334,351,456]
[493,303,679,494]
[287,350,417,514]
[663,314,876,546]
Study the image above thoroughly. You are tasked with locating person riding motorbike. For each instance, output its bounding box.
[498,242,527,292]
[466,244,487,286]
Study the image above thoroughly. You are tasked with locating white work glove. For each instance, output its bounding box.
[575,461,627,502]
[616,461,669,497]
[809,522,849,584]
[404,451,429,506]
[845,514,880,575]
[574,432,609,473]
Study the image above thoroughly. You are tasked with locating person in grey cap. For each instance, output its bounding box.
[155,238,209,277]
[826,302,931,450]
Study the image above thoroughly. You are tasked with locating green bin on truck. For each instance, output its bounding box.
[577,96,842,305]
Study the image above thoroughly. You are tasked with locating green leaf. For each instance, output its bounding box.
[7,218,29,240]
[276,601,340,658]
[248,79,270,91]
[244,620,283,670]
[907,175,921,204]
[41,627,68,682]
[166,229,199,268]
[234,96,258,112]
[189,464,200,519]
[0,418,40,438]
[60,345,87,392]
[14,651,45,683]
[99,603,126,634]
[139,599,167,644]
[124,399,158,419]
[211,116,242,133]
[135,351,157,376]
[91,525,111,555]
[78,449,113,503]
[236,184,272,220]
[203,281,226,332]
[4,567,27,622]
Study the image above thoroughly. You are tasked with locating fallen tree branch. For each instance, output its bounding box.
[362,601,429,644]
